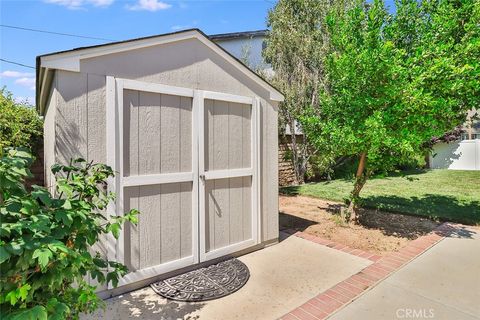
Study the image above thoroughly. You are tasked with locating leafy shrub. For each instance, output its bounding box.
[0,88,43,151]
[0,148,138,319]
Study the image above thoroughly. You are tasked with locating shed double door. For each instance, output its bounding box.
[108,78,259,286]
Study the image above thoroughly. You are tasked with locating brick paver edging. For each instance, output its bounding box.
[280,223,454,320]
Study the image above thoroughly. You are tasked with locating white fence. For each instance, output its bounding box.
[430,139,480,170]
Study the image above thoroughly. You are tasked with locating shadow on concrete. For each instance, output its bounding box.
[434,223,477,239]
[85,290,205,320]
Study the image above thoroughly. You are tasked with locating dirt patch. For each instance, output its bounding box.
[279,195,440,255]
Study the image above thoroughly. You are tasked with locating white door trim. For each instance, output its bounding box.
[196,89,207,264]
[253,97,261,245]
[106,76,117,269]
[122,172,194,187]
[118,256,195,287]
[203,168,253,180]
[121,78,194,98]
[202,90,253,105]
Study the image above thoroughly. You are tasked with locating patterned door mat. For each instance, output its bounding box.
[150,258,250,302]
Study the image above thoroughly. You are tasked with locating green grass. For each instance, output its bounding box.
[280,169,480,225]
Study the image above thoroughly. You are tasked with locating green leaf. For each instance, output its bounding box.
[50,164,62,174]
[31,187,52,206]
[11,306,48,320]
[47,241,69,253]
[54,210,73,226]
[106,272,119,288]
[46,298,70,320]
[0,246,11,263]
[90,269,105,283]
[5,290,17,305]
[6,240,24,255]
[18,284,31,301]
[32,248,53,269]
[10,149,33,160]
[93,257,108,268]
[10,166,29,177]
[63,199,72,210]
[20,198,37,214]
[108,223,121,239]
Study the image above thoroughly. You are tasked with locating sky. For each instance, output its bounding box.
[0,0,395,106]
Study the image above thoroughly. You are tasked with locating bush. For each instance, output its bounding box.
[0,88,43,151]
[0,148,138,319]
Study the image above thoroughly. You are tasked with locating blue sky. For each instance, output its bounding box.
[0,0,395,105]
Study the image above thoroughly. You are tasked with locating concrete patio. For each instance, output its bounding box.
[82,233,372,320]
[82,224,479,320]
[329,225,480,320]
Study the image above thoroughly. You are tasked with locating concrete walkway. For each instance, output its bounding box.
[82,233,371,320]
[330,225,480,320]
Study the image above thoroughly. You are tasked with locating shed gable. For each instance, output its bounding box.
[37,29,283,114]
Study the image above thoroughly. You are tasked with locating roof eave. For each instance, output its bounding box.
[36,66,55,116]
[209,29,269,41]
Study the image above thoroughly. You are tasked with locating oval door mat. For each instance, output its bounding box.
[150,258,250,302]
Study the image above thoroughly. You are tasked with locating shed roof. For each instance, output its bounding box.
[209,30,268,41]
[36,28,283,114]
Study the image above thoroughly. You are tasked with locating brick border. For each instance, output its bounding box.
[279,223,454,320]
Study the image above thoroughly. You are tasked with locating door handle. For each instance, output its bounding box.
[199,174,205,182]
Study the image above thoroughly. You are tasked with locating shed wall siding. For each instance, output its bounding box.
[53,70,109,291]
[123,90,193,176]
[80,38,272,102]
[124,182,193,270]
[204,99,251,171]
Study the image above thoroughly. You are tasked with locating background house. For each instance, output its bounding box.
[210,30,271,72]
[430,110,480,170]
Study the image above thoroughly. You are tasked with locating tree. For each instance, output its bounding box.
[264,0,342,184]
[0,88,43,151]
[302,0,479,222]
[0,149,139,319]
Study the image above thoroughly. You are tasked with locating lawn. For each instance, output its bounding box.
[280,169,480,225]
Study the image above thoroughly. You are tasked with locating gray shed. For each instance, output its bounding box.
[36,29,283,294]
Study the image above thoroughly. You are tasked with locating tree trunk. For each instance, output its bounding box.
[289,118,306,184]
[347,152,367,223]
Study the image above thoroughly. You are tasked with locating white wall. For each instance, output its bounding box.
[430,140,480,170]
[215,36,271,72]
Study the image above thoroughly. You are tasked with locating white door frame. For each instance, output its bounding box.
[106,78,260,286]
